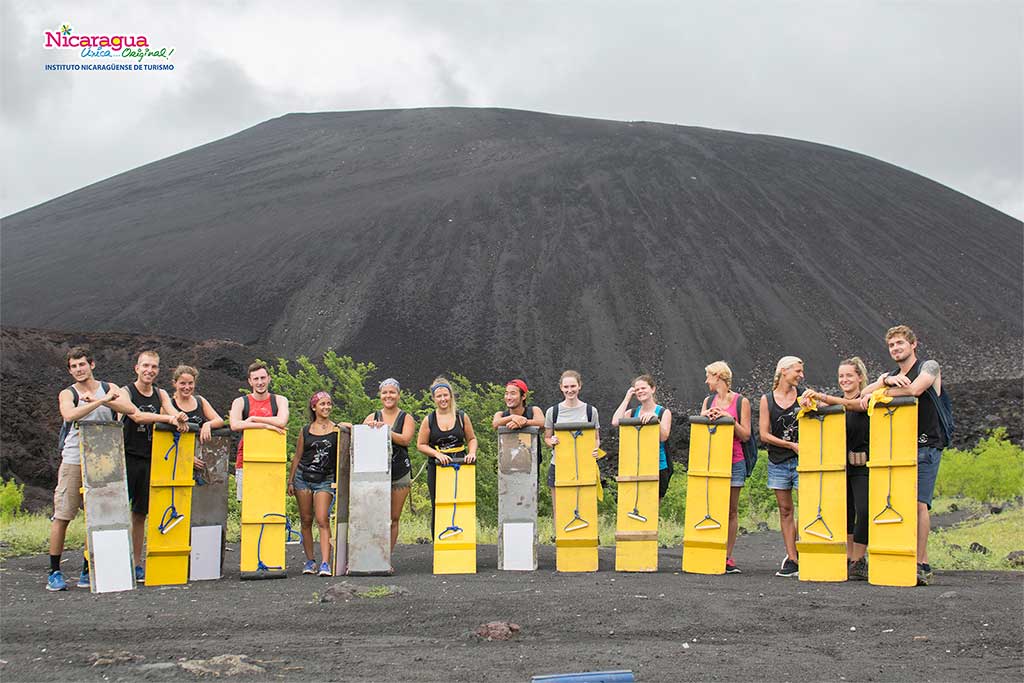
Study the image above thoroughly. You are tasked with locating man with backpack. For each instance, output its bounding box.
[47,347,137,591]
[863,325,951,586]
[228,361,290,500]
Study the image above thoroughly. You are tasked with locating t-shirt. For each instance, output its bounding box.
[544,402,600,430]
[235,395,276,468]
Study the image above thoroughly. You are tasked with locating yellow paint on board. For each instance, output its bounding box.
[796,408,848,582]
[554,427,599,572]
[239,430,287,573]
[146,429,196,586]
[868,399,918,587]
[433,462,477,574]
[615,422,661,572]
[682,419,733,575]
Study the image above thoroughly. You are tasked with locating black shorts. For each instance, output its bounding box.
[125,456,151,514]
[659,467,672,499]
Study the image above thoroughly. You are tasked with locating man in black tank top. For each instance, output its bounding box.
[491,379,545,482]
[121,351,184,581]
[862,325,946,586]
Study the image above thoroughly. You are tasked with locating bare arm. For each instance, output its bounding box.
[886,361,939,398]
[659,408,672,443]
[417,418,448,464]
[463,415,478,463]
[611,388,636,427]
[758,394,795,451]
[247,396,289,428]
[123,387,179,426]
[699,396,711,417]
[229,397,286,433]
[287,429,305,493]
[392,414,415,447]
[734,398,751,442]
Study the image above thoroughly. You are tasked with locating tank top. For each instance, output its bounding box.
[427,410,466,466]
[846,408,870,475]
[298,425,338,481]
[899,359,945,448]
[375,410,411,480]
[124,383,162,460]
[61,382,116,465]
[631,405,668,470]
[235,395,276,468]
[708,393,745,464]
[766,389,800,464]
[172,395,208,430]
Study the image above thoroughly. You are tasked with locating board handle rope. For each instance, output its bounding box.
[872,406,904,525]
[693,424,722,530]
[437,462,464,540]
[626,425,647,523]
[158,432,185,534]
[802,415,834,540]
[255,512,297,572]
[563,430,590,532]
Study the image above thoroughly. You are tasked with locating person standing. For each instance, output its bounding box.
[492,378,545,484]
[47,347,136,591]
[611,374,673,499]
[363,378,417,553]
[288,391,339,576]
[543,370,601,523]
[228,362,290,500]
[169,364,225,443]
[759,356,804,578]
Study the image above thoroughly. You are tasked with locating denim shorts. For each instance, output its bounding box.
[767,458,799,490]
[917,446,942,508]
[731,460,746,488]
[293,471,335,494]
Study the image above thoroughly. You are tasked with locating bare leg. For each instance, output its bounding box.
[917,502,930,564]
[131,512,146,566]
[314,492,333,565]
[850,542,867,562]
[774,489,798,561]
[726,487,741,557]
[390,486,410,551]
[48,518,70,556]
[295,489,314,561]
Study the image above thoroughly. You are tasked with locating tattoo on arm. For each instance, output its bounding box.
[921,359,940,377]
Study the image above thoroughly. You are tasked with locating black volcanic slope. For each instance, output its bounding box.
[2,108,1021,406]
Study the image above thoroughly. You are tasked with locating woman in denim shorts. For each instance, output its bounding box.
[700,361,752,574]
[288,391,342,576]
[759,356,805,578]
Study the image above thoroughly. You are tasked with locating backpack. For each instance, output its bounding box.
[706,392,759,477]
[550,402,594,425]
[57,382,113,452]
[925,385,955,447]
[631,405,675,475]
[241,393,279,420]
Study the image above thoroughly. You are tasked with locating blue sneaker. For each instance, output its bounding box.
[318,561,331,577]
[76,571,91,589]
[302,559,317,575]
[47,570,68,591]
[135,565,145,583]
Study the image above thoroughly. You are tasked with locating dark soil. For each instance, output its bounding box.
[2,533,1020,682]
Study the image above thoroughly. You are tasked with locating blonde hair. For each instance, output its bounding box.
[704,361,733,388]
[885,325,917,345]
[839,356,869,391]
[772,356,803,389]
[430,376,456,411]
[560,370,582,385]
[173,364,199,382]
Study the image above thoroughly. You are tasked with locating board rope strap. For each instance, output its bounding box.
[872,406,904,525]
[158,432,185,534]
[693,424,722,531]
[436,445,468,540]
[626,425,647,523]
[563,430,590,533]
[802,415,834,540]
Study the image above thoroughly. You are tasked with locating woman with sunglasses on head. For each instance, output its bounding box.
[363,378,417,553]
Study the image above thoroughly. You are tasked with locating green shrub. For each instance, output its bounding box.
[935,429,1024,504]
[0,478,25,520]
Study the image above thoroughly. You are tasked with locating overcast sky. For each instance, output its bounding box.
[2,1,1021,219]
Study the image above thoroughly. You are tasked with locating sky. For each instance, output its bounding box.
[2,1,1021,219]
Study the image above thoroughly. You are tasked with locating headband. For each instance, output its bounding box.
[430,382,451,394]
[309,391,331,411]
[378,378,401,392]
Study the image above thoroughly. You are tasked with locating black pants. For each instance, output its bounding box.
[125,456,151,514]
[847,469,869,545]
[426,460,437,540]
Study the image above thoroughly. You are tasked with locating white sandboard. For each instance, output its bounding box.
[346,425,392,574]
[497,427,539,570]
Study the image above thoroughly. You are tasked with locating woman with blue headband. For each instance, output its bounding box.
[416,377,478,538]
[363,378,417,554]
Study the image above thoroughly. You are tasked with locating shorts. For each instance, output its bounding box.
[731,460,747,488]
[125,456,151,514]
[918,446,942,509]
[392,472,412,490]
[293,471,335,494]
[767,458,799,490]
[52,461,84,521]
[547,461,556,488]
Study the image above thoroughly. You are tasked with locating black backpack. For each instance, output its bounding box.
[57,382,114,451]
[241,393,279,419]
[550,402,594,425]
[706,392,759,476]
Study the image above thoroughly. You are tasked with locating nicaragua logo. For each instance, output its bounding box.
[43,23,174,62]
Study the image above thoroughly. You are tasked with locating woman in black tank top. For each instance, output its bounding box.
[416,377,478,540]
[362,378,418,554]
[170,365,224,444]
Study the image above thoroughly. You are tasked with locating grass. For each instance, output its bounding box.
[930,506,1024,570]
[0,514,85,560]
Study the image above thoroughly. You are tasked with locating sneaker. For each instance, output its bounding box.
[318,561,331,577]
[76,571,91,589]
[775,557,799,578]
[725,557,742,574]
[135,565,145,584]
[848,557,868,581]
[302,560,317,575]
[916,563,932,586]
[46,570,68,591]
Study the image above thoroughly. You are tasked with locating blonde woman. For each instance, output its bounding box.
[806,357,870,580]
[416,378,478,538]
[363,378,417,553]
[759,356,804,578]
[700,361,751,574]
[168,365,224,443]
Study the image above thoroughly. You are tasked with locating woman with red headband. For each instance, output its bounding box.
[288,391,345,576]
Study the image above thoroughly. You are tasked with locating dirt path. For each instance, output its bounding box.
[2,532,1021,682]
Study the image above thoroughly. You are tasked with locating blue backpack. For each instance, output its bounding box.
[705,393,759,476]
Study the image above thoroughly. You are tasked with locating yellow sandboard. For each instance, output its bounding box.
[239,429,287,577]
[146,426,197,586]
[868,397,918,587]
[554,425,599,572]
[796,406,848,582]
[433,460,477,574]
[615,419,661,572]
[683,416,733,575]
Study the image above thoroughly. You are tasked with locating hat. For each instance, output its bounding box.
[506,379,529,395]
